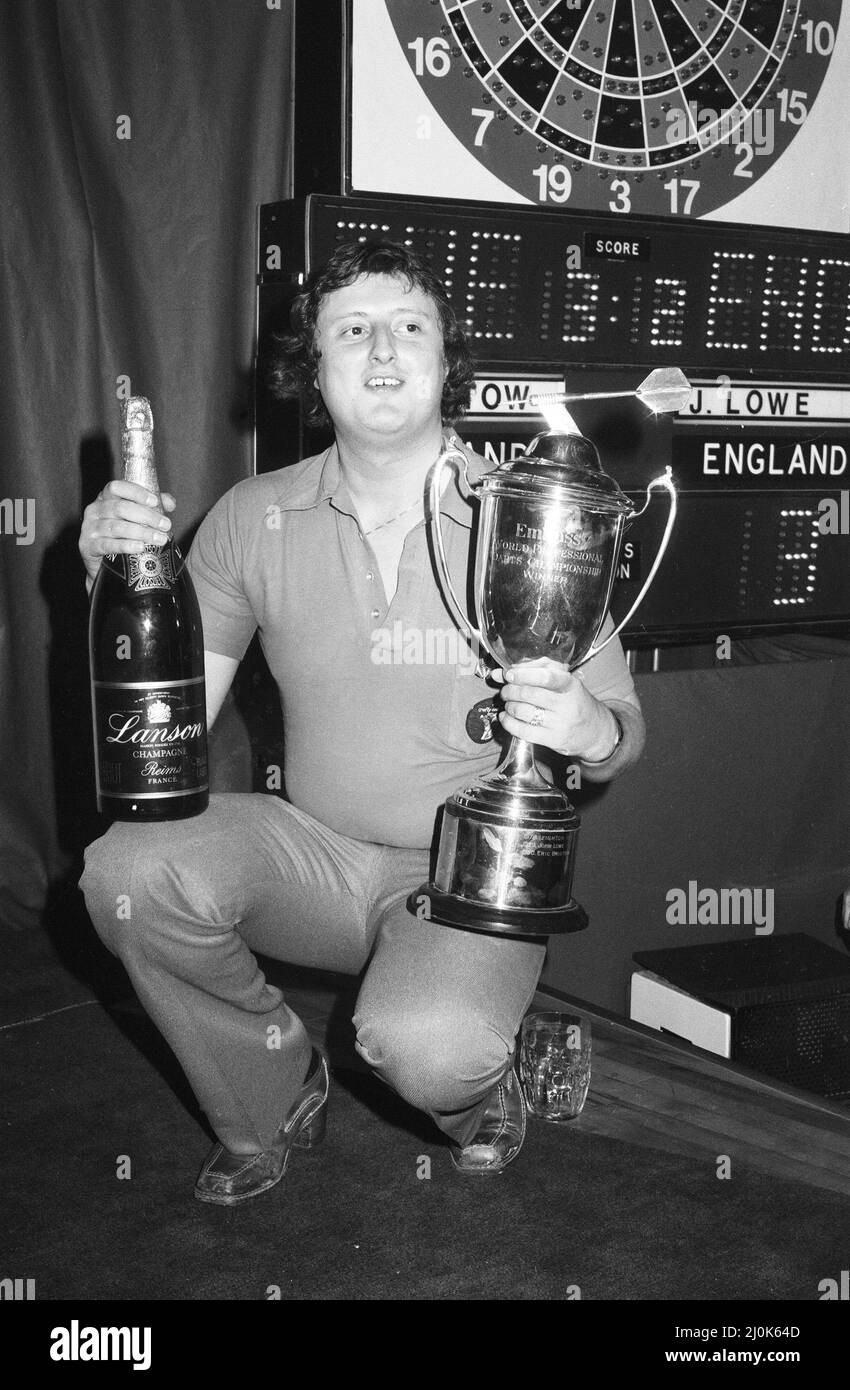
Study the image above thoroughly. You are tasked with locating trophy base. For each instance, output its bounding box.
[426,753,583,937]
[408,884,589,938]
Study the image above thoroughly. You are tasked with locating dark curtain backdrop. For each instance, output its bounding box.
[0,0,293,928]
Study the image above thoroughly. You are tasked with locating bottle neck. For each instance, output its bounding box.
[122,409,161,503]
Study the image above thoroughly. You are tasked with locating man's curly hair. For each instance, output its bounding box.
[267,240,474,428]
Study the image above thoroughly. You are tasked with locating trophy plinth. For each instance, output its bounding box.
[412,674,587,935]
[413,429,677,938]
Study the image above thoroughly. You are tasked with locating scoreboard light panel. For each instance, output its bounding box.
[291,194,850,373]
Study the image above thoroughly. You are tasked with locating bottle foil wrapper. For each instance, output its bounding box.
[121,396,159,495]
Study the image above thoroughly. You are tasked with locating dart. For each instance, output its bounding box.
[532,369,693,430]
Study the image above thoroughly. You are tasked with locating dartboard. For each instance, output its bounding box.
[381,0,842,218]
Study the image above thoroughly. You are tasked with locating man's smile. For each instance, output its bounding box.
[365,375,403,389]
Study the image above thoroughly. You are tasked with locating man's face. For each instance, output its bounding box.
[314,273,446,446]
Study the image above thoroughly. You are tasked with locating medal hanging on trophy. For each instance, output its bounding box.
[464,698,501,744]
[411,420,679,938]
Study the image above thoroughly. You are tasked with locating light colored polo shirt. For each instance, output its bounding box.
[187,439,637,848]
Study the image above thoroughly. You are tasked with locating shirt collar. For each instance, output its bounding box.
[274,432,495,531]
[270,443,347,514]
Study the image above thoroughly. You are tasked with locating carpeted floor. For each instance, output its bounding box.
[3,916,850,1301]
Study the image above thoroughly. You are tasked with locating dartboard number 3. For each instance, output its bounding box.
[407,36,450,77]
[663,178,700,216]
[609,179,631,213]
[533,164,572,203]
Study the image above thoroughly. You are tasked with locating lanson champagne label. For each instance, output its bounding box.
[92,676,208,802]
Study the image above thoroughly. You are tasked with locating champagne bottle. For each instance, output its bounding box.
[89,397,209,820]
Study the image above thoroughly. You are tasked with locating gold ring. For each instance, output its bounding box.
[529,708,544,728]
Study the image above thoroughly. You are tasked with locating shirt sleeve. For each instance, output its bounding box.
[185,486,258,661]
[575,613,638,705]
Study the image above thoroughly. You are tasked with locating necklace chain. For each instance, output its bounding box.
[362,498,423,537]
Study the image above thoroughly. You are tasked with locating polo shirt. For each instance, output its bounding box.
[186,438,637,848]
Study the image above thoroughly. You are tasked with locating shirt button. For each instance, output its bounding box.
[370,609,380,619]
[366,571,374,581]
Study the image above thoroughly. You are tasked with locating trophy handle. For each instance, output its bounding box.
[574,467,677,668]
[429,444,498,667]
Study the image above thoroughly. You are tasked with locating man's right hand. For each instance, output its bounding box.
[79,481,176,589]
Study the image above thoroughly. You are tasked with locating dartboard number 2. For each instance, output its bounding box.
[406,36,451,77]
[734,144,754,179]
[533,164,572,203]
[663,178,700,215]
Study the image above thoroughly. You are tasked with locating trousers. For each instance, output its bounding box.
[79,793,546,1152]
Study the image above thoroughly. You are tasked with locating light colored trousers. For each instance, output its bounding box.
[80,794,546,1152]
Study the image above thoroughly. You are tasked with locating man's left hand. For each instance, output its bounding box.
[495,657,619,761]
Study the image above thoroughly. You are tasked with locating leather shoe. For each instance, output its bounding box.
[450,1064,526,1176]
[195,1047,328,1205]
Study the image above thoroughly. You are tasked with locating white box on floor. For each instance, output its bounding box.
[629,969,732,1057]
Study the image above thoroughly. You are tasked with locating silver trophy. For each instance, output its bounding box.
[412,417,678,938]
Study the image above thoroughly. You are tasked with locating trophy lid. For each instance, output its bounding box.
[486,431,633,515]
